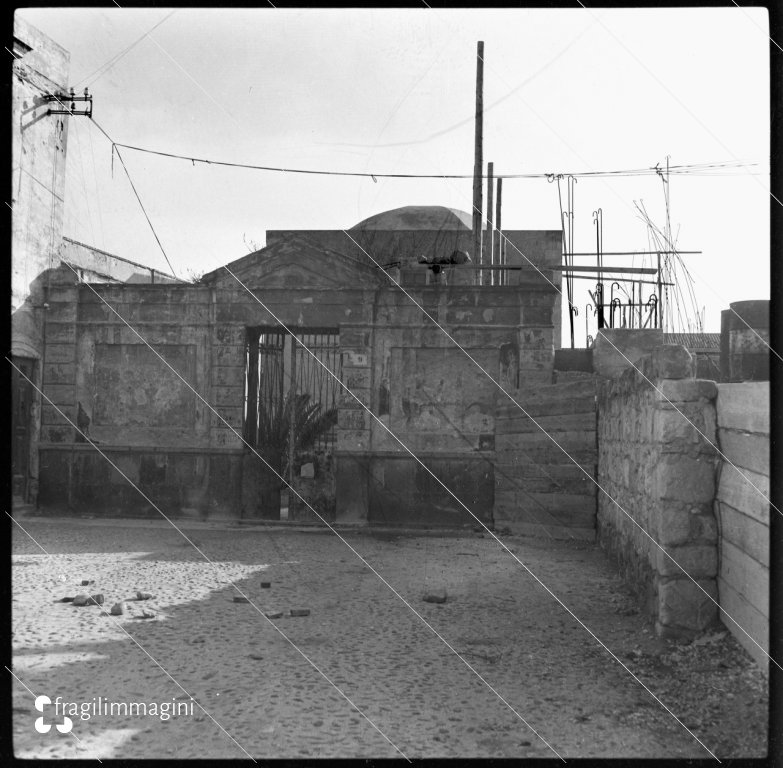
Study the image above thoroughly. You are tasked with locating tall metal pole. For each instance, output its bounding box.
[472,41,484,270]
[657,252,663,329]
[486,162,494,287]
[496,177,503,286]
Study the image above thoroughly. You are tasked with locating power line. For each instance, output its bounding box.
[106,139,762,180]
[89,119,179,280]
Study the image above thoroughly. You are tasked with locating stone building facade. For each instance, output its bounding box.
[35,208,560,526]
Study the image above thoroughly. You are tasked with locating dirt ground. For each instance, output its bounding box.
[11,517,768,760]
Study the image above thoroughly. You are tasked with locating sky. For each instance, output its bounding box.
[15,6,771,344]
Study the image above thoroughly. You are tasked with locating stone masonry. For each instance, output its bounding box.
[597,344,720,638]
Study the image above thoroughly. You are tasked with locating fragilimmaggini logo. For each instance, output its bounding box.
[31,694,195,731]
[34,695,73,734]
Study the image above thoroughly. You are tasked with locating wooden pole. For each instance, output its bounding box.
[496,177,503,285]
[486,161,494,287]
[472,41,484,270]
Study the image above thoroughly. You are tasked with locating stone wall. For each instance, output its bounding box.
[12,17,70,321]
[37,280,237,517]
[11,19,70,504]
[36,267,556,525]
[337,275,557,527]
[495,377,597,540]
[714,383,769,665]
[597,344,720,638]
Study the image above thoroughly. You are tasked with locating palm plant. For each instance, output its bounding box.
[256,391,337,479]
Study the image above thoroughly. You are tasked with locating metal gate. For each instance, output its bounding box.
[243,327,342,518]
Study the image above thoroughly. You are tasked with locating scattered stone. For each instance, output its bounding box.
[233,596,250,603]
[300,462,315,479]
[289,609,310,617]
[136,591,154,601]
[87,594,104,606]
[265,611,283,620]
[520,740,532,747]
[140,609,156,619]
[248,653,264,660]
[81,580,94,586]
[423,590,447,604]
[110,602,125,616]
[260,582,271,589]
[60,596,75,603]
[72,594,90,606]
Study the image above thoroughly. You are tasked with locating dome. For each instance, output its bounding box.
[350,206,473,232]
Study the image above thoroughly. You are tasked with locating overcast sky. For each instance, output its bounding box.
[16,7,770,342]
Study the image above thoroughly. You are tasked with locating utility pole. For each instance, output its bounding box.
[486,161,494,286]
[472,41,484,269]
[496,177,503,286]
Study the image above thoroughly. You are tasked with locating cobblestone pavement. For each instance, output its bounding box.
[11,518,767,759]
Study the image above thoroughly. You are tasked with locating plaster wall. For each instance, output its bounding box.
[714,382,770,666]
[12,18,69,323]
[36,250,557,525]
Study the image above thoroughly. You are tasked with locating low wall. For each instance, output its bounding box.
[597,344,720,638]
[495,378,597,540]
[714,383,770,666]
[38,445,243,519]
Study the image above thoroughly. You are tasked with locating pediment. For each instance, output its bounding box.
[207,234,381,290]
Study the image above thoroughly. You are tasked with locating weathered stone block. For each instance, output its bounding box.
[43,362,75,384]
[342,349,369,367]
[657,503,691,546]
[656,378,717,403]
[339,328,371,348]
[655,454,715,502]
[593,329,663,379]
[654,406,716,447]
[651,344,693,380]
[337,408,369,430]
[656,545,717,579]
[336,429,369,452]
[717,428,769,475]
[657,578,718,632]
[716,382,769,433]
[345,368,370,389]
[690,510,718,543]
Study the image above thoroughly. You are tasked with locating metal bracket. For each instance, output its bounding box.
[44,87,93,117]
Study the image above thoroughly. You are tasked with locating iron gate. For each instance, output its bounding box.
[244,327,342,519]
[244,327,341,448]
